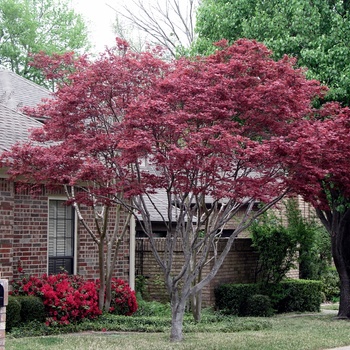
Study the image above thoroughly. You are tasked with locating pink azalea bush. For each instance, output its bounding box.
[11,272,137,325]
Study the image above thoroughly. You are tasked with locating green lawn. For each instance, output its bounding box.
[6,312,350,350]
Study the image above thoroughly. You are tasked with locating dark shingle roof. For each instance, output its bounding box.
[0,104,42,152]
[0,70,51,111]
[0,70,51,153]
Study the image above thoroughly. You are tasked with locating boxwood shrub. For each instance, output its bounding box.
[215,279,322,315]
[264,279,322,313]
[17,295,46,323]
[214,283,259,315]
[245,294,275,317]
[6,296,21,331]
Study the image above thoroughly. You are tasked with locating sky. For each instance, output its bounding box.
[72,1,120,53]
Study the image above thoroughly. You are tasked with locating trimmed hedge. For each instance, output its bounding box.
[215,279,322,316]
[264,279,322,313]
[214,283,259,315]
[6,295,45,331]
[245,294,274,317]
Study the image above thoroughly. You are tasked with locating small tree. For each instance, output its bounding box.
[285,198,331,280]
[250,198,332,284]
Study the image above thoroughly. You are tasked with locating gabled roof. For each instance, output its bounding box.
[0,103,42,152]
[0,69,51,111]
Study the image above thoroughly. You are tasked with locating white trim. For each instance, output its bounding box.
[129,215,136,290]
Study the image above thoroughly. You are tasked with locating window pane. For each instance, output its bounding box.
[48,200,75,274]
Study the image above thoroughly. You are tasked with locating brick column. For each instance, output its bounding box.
[0,280,8,350]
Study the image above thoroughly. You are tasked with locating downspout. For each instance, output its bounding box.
[129,214,136,290]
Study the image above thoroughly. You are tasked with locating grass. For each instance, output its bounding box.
[321,303,340,311]
[6,310,350,350]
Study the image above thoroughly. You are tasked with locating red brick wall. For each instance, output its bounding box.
[76,204,130,281]
[0,178,130,284]
[0,179,14,280]
[13,188,48,279]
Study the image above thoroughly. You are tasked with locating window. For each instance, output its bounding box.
[48,199,75,274]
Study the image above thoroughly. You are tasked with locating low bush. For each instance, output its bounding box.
[134,297,171,317]
[11,273,101,325]
[108,278,138,316]
[245,294,274,317]
[214,283,259,315]
[18,295,46,323]
[321,267,340,302]
[265,279,322,313]
[11,273,137,326]
[215,280,322,315]
[6,296,21,331]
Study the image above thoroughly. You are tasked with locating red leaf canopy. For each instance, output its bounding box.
[3,39,324,205]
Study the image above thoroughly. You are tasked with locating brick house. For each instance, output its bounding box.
[0,70,261,306]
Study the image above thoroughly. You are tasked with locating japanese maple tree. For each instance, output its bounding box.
[118,39,324,341]
[271,102,350,319]
[2,38,166,312]
[3,38,325,342]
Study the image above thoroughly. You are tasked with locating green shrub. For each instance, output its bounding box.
[215,280,322,316]
[245,294,275,317]
[264,279,322,313]
[17,295,45,323]
[6,296,21,331]
[214,283,259,315]
[321,267,340,302]
[134,297,171,317]
[250,206,299,284]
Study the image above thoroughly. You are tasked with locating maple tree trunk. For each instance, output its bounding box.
[98,241,105,311]
[104,260,113,312]
[332,217,350,318]
[170,291,187,342]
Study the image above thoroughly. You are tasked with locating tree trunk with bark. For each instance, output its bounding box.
[331,216,350,318]
[317,205,350,318]
[170,289,187,342]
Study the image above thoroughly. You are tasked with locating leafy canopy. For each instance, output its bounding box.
[0,0,90,87]
[195,0,350,104]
